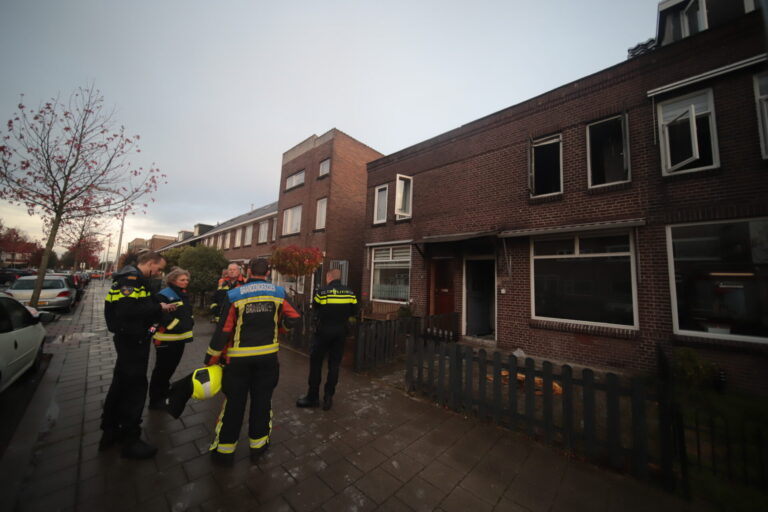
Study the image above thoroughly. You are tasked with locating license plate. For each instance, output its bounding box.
[37,301,47,305]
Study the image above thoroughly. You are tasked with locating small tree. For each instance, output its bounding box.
[178,245,228,307]
[0,85,164,306]
[162,246,190,271]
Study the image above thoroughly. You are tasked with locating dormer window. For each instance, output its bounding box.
[658,0,756,47]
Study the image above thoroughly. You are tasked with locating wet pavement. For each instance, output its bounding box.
[0,280,706,511]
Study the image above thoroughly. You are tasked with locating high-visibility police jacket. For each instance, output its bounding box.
[104,265,162,339]
[313,279,358,336]
[205,278,300,363]
[153,284,194,344]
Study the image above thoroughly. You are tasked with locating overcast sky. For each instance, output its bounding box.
[0,0,658,258]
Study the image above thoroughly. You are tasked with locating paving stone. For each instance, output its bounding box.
[441,486,495,512]
[246,466,297,503]
[165,474,222,511]
[346,444,387,472]
[321,484,377,512]
[381,451,424,482]
[282,474,334,512]
[376,495,413,512]
[317,459,364,492]
[419,459,465,494]
[283,451,328,481]
[134,465,189,503]
[200,484,257,512]
[354,466,403,505]
[395,476,447,512]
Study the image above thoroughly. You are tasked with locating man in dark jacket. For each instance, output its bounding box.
[296,269,358,411]
[101,251,177,459]
[204,258,300,466]
[210,263,245,323]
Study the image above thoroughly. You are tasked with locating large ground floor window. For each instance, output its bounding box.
[668,218,768,341]
[532,231,636,327]
[371,245,411,302]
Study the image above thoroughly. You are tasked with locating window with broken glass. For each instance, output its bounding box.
[658,89,719,174]
[588,115,629,187]
[530,135,562,196]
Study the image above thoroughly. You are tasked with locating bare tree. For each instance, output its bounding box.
[0,85,164,306]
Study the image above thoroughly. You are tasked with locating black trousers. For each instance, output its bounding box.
[149,342,186,404]
[211,354,279,454]
[101,334,151,439]
[307,330,345,399]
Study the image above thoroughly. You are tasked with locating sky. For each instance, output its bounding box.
[0,0,659,259]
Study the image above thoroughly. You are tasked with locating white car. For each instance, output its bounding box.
[6,275,77,313]
[0,295,47,393]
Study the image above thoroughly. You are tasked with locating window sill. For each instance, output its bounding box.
[587,181,632,195]
[317,174,329,180]
[284,184,304,193]
[528,193,563,205]
[395,217,412,224]
[661,164,721,179]
[313,228,326,233]
[529,318,638,339]
[281,233,300,238]
[371,222,387,227]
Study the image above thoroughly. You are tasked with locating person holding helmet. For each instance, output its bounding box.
[147,267,194,410]
[101,251,177,459]
[204,258,300,466]
[209,263,245,323]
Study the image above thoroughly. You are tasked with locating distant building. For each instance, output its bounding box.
[126,238,149,252]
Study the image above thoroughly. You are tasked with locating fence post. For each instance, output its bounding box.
[355,322,364,371]
[543,361,554,444]
[492,351,502,424]
[437,341,447,406]
[478,349,488,420]
[449,343,461,411]
[562,365,574,452]
[606,373,622,470]
[631,377,648,481]
[657,347,677,492]
[464,345,474,414]
[525,358,536,437]
[583,369,597,461]
[405,333,415,392]
[508,355,518,431]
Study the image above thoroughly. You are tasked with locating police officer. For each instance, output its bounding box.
[210,263,245,323]
[204,258,300,466]
[296,268,358,411]
[101,251,177,459]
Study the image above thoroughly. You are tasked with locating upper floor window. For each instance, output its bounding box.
[282,205,302,235]
[234,228,242,248]
[395,175,413,220]
[316,197,327,230]
[272,218,277,241]
[224,231,231,249]
[530,135,562,197]
[243,225,253,246]
[258,220,269,243]
[658,89,719,175]
[588,115,629,188]
[318,158,330,177]
[374,184,388,224]
[285,170,305,190]
[754,72,768,159]
[659,0,756,46]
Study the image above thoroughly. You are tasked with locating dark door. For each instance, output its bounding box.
[466,260,495,337]
[432,259,454,315]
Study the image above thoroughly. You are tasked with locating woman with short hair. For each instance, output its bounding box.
[148,267,194,410]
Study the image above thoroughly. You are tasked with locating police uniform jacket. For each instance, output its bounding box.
[153,283,194,345]
[312,279,358,336]
[205,278,300,364]
[105,265,162,339]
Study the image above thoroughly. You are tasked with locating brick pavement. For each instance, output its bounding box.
[0,280,705,511]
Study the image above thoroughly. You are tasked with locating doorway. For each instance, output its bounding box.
[465,259,495,338]
[431,259,454,315]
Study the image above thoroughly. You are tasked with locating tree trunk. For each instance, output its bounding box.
[30,214,62,308]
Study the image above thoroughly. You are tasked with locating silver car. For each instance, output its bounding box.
[6,275,77,313]
[0,295,47,393]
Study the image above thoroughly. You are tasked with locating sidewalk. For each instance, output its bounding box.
[1,280,703,512]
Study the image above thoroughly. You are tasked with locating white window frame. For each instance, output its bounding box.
[658,88,719,175]
[243,225,253,246]
[319,158,330,177]
[370,245,411,304]
[754,72,768,159]
[373,184,388,224]
[587,114,630,189]
[530,135,563,197]
[285,170,305,190]
[224,232,231,249]
[258,221,269,243]
[315,197,327,230]
[234,228,242,248]
[530,231,639,330]
[665,218,768,345]
[682,0,707,37]
[271,218,277,241]
[395,174,413,220]
[282,205,302,235]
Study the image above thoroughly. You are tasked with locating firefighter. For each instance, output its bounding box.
[209,263,245,323]
[296,268,358,411]
[101,251,177,459]
[148,267,194,410]
[204,258,300,466]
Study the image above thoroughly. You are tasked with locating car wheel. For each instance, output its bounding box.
[62,301,73,314]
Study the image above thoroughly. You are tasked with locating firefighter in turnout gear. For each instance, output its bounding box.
[296,268,358,411]
[101,252,177,459]
[210,263,245,323]
[204,258,300,466]
[148,268,194,410]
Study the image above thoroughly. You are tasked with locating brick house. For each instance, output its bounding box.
[273,129,382,297]
[362,5,767,392]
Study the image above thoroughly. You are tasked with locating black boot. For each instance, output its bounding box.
[322,395,333,411]
[210,450,234,467]
[121,438,158,459]
[250,442,270,463]
[296,395,320,408]
[98,429,122,451]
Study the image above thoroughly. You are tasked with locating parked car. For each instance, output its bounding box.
[0,295,48,393]
[0,269,34,289]
[6,275,77,313]
[48,273,83,302]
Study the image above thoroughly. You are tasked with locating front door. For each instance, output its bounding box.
[431,259,454,315]
[465,259,495,337]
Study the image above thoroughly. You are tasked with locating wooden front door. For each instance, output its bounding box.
[431,259,454,315]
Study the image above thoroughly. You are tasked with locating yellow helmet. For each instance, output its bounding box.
[191,365,223,400]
